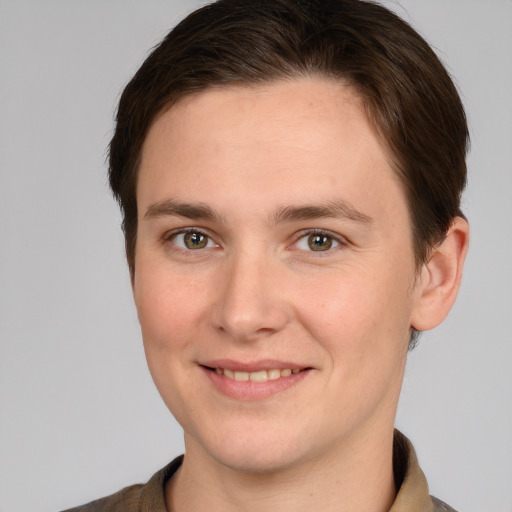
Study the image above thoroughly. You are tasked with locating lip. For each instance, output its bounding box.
[200,359,308,372]
[199,359,312,401]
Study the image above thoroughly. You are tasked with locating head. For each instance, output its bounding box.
[110,0,470,475]
[109,0,468,279]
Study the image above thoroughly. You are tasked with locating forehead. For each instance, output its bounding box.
[137,77,406,226]
[141,78,373,161]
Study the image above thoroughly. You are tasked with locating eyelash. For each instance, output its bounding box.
[162,228,347,254]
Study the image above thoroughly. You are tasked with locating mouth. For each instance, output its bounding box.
[200,362,312,400]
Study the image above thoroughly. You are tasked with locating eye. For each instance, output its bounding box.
[169,230,217,250]
[294,231,341,252]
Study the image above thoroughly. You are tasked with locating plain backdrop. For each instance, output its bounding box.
[1,1,511,511]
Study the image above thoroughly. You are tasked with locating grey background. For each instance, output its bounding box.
[1,1,511,511]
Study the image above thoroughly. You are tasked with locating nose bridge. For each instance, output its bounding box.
[214,244,289,340]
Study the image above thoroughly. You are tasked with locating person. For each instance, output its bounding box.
[63,0,469,510]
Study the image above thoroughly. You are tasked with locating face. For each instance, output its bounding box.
[133,78,422,473]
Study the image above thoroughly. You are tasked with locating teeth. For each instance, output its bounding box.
[268,369,281,380]
[216,368,303,381]
[249,370,268,382]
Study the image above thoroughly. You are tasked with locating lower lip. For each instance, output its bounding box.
[202,367,311,401]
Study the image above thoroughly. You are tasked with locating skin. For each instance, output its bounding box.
[132,78,469,512]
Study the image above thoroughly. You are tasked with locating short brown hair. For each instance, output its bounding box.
[109,0,468,278]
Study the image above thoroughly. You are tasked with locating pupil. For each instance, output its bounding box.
[185,232,207,249]
[309,234,332,251]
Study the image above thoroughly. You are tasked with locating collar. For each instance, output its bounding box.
[391,430,436,512]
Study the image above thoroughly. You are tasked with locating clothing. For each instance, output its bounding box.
[62,431,456,512]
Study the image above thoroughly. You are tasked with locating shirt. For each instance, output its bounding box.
[62,431,456,512]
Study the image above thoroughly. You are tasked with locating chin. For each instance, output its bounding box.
[189,423,313,475]
[215,445,303,474]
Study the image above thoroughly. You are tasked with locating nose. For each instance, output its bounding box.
[212,250,290,342]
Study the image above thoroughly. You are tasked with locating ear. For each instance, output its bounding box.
[411,216,470,331]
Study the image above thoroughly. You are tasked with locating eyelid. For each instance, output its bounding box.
[163,226,208,240]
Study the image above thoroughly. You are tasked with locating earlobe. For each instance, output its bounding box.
[411,216,470,331]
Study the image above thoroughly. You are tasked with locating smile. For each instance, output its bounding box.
[201,363,311,400]
[214,367,302,382]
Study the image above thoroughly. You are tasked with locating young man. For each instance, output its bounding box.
[65,0,469,510]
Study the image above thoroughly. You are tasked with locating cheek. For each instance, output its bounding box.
[297,267,412,422]
[296,262,413,366]
[133,267,209,414]
[134,265,207,358]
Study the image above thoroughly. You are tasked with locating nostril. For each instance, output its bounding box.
[255,327,278,336]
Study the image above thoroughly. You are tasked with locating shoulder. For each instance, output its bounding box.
[60,483,143,512]
[60,455,183,512]
[431,495,458,512]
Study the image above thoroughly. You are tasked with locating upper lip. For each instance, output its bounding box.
[199,359,310,372]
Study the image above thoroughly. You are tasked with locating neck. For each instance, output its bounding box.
[166,427,397,512]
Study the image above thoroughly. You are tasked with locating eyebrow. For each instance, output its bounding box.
[143,198,373,226]
[271,201,373,225]
[144,199,221,221]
